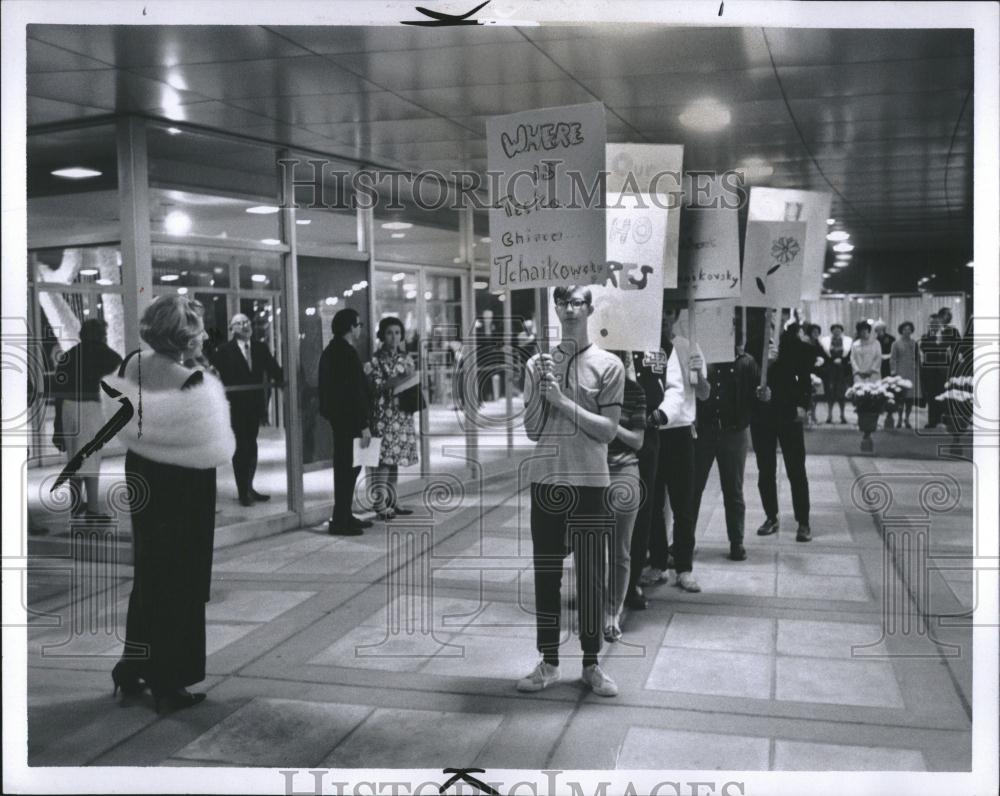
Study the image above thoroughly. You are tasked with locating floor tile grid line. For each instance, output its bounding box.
[847,456,972,723]
[307,704,377,769]
[845,455,973,723]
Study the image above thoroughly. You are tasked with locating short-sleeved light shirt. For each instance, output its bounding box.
[524,343,625,487]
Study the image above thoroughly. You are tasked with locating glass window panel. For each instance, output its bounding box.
[31,245,123,288]
[373,205,461,266]
[238,258,284,291]
[295,207,359,253]
[150,187,282,245]
[298,255,370,509]
[423,274,464,412]
[152,243,231,288]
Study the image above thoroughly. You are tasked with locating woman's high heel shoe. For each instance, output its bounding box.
[111,662,144,697]
[153,687,206,713]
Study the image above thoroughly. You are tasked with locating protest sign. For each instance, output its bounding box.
[487,102,607,290]
[664,204,741,301]
[690,301,738,364]
[606,143,684,288]
[741,220,806,309]
[748,187,832,301]
[588,193,668,351]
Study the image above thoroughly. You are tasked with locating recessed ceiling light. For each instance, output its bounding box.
[832,242,854,253]
[826,230,850,242]
[402,283,416,292]
[95,278,114,286]
[344,289,354,297]
[296,219,311,225]
[737,157,773,180]
[966,261,974,268]
[251,274,268,283]
[391,233,406,239]
[166,127,182,136]
[826,218,836,225]
[473,281,489,290]
[51,167,102,179]
[79,268,99,276]
[405,291,417,300]
[247,206,280,215]
[163,210,192,236]
[480,236,491,243]
[424,291,433,300]
[678,98,731,132]
[325,297,336,306]
[304,307,316,316]
[260,238,282,245]
[160,274,179,282]
[381,221,413,230]
[176,287,189,295]
[392,273,406,282]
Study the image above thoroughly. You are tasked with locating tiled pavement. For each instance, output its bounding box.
[25,454,975,771]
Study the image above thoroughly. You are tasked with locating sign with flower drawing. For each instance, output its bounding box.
[740,220,807,308]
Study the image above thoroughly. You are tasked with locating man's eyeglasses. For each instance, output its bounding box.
[555,298,589,310]
[353,321,364,328]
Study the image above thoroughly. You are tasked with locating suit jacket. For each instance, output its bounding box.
[318,336,371,437]
[211,337,284,421]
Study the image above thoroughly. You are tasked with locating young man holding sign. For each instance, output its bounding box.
[518,286,624,697]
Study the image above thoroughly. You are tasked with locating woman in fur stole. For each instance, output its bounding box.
[103,295,235,712]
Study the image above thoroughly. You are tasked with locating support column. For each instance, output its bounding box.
[279,149,304,516]
[115,117,152,351]
[461,205,478,471]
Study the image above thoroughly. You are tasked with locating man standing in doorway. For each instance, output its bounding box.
[643,303,710,593]
[212,312,284,507]
[517,286,624,697]
[318,308,373,535]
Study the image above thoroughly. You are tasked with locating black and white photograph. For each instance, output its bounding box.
[2,2,997,794]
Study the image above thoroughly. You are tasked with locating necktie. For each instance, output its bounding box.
[242,341,252,370]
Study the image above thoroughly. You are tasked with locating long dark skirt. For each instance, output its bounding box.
[118,450,216,691]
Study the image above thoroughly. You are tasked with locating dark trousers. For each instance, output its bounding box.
[530,483,611,667]
[231,413,260,499]
[332,429,361,524]
[648,426,696,574]
[750,418,810,526]
[627,431,660,594]
[692,425,749,545]
[921,368,946,426]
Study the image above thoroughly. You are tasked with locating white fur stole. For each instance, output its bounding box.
[101,372,236,468]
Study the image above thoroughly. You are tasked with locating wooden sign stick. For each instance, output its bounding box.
[687,297,699,384]
[759,307,774,388]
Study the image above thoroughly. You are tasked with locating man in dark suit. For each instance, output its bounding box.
[212,313,284,506]
[318,308,373,535]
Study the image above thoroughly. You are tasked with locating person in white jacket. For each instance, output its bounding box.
[850,320,882,384]
[641,304,710,593]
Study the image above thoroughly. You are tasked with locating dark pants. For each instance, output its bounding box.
[530,483,611,667]
[231,412,260,499]
[921,369,946,426]
[692,425,749,545]
[627,431,660,595]
[648,426,696,574]
[332,429,361,524]
[750,418,810,526]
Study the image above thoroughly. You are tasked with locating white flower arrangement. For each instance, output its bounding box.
[846,380,897,411]
[935,376,974,403]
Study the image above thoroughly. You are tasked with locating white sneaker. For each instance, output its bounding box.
[640,566,668,586]
[676,572,702,593]
[516,660,560,693]
[581,664,619,697]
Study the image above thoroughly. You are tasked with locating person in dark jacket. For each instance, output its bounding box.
[51,318,122,518]
[691,329,761,561]
[751,323,814,542]
[918,312,960,429]
[318,308,373,535]
[211,313,284,506]
[804,323,829,426]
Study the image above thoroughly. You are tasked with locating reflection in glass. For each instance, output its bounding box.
[150,188,281,244]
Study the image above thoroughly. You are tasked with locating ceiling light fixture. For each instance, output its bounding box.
[381,221,413,231]
[391,233,406,239]
[391,273,406,282]
[826,230,850,242]
[833,242,855,253]
[246,206,280,215]
[159,274,179,282]
[480,237,491,243]
[296,219,311,225]
[304,307,316,316]
[473,281,489,290]
[344,289,354,297]
[826,218,836,225]
[260,238,282,245]
[678,98,731,132]
[95,278,114,286]
[79,268,99,276]
[251,274,268,283]
[166,127,182,135]
[176,287,189,295]
[163,210,192,236]
[51,167,102,179]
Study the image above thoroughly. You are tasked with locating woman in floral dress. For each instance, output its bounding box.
[365,316,419,519]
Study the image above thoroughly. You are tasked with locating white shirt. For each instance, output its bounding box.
[656,335,706,429]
